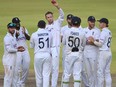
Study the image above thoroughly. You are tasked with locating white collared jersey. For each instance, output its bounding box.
[3,33,17,66]
[61,25,70,36]
[62,27,86,54]
[84,27,100,50]
[30,28,56,54]
[99,28,112,51]
[15,27,29,49]
[46,8,64,46]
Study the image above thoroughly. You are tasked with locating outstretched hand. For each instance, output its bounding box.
[51,0,60,9]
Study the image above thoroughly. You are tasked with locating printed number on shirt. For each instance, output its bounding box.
[107,37,112,48]
[38,38,49,49]
[68,36,80,48]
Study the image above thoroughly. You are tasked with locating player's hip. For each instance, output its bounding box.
[34,52,51,59]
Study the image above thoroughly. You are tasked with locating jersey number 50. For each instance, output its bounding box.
[68,36,80,48]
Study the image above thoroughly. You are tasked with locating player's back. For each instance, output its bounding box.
[99,28,112,51]
[64,27,85,54]
[31,29,52,54]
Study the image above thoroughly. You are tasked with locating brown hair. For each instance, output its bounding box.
[45,11,53,17]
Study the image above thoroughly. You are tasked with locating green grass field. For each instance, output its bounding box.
[0,0,116,74]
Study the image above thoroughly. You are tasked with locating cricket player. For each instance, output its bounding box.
[88,18,112,87]
[2,23,25,87]
[61,14,73,69]
[62,16,86,87]
[83,16,100,87]
[30,20,57,87]
[12,17,30,87]
[45,1,64,87]
[60,14,73,87]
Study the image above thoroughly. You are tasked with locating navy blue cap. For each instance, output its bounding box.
[88,16,96,22]
[7,23,16,28]
[12,17,21,23]
[71,16,81,25]
[97,18,109,24]
[67,14,73,19]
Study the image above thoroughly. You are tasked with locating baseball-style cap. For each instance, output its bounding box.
[12,17,21,23]
[71,16,81,25]
[7,23,16,28]
[97,18,109,24]
[88,16,96,22]
[67,14,73,19]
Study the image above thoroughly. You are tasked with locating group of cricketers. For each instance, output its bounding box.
[2,1,112,87]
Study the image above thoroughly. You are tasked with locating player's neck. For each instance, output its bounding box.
[48,21,54,25]
[68,24,72,28]
[88,26,94,30]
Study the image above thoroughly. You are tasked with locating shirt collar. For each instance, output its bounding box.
[102,27,108,31]
[37,28,45,31]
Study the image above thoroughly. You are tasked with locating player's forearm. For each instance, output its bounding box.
[24,33,30,40]
[94,41,102,47]
[6,47,17,53]
[59,8,64,19]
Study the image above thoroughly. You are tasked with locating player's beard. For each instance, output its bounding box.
[48,20,54,24]
[89,24,95,29]
[9,30,15,36]
[68,22,72,27]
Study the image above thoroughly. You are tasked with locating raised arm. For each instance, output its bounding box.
[51,0,64,20]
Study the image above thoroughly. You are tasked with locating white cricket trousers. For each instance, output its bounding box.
[51,46,60,87]
[83,48,98,87]
[34,52,51,87]
[97,51,112,87]
[13,50,30,87]
[62,52,82,87]
[3,65,15,87]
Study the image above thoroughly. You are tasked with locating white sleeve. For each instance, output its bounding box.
[50,30,58,57]
[61,27,64,36]
[94,31,105,47]
[51,30,57,48]
[57,8,64,23]
[95,29,100,40]
[62,31,66,45]
[94,41,102,47]
[81,34,86,51]
[4,38,17,53]
[30,34,35,48]
[99,31,106,44]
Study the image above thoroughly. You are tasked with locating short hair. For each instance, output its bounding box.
[37,20,46,28]
[45,11,53,16]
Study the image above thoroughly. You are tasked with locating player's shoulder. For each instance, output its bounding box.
[93,27,101,32]
[61,25,68,29]
[4,33,12,42]
[83,27,88,32]
[102,28,112,35]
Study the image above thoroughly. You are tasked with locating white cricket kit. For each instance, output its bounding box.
[14,27,30,87]
[83,27,100,87]
[2,33,17,87]
[30,28,56,87]
[46,8,64,87]
[97,28,112,87]
[62,27,86,87]
[61,25,83,68]
[61,25,71,68]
